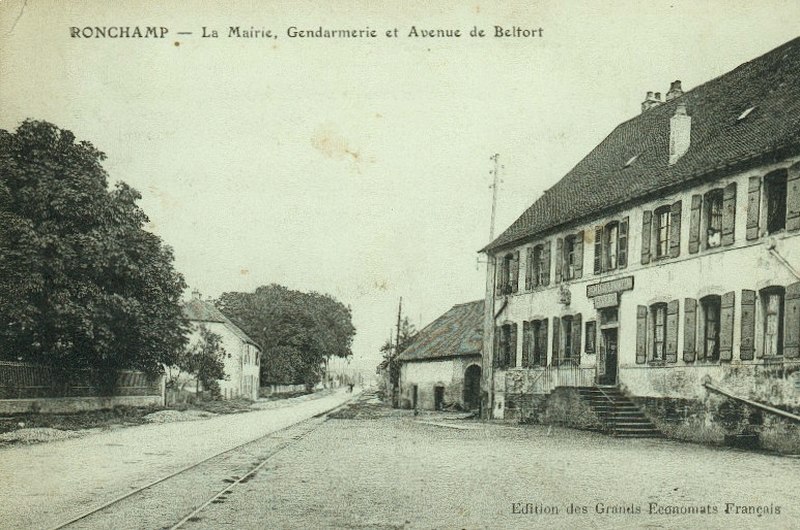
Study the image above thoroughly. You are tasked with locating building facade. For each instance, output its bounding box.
[397,301,483,411]
[183,293,261,400]
[481,39,800,441]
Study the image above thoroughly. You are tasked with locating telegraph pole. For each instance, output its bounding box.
[395,297,403,354]
[489,153,502,241]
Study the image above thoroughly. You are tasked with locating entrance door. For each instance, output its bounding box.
[434,386,445,410]
[463,364,482,410]
[600,328,618,385]
[412,385,418,409]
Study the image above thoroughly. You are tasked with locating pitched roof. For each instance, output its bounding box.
[183,298,261,349]
[485,37,800,252]
[396,300,484,362]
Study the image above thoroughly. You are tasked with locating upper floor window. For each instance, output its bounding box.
[765,170,788,234]
[642,201,682,264]
[525,242,550,290]
[593,218,628,274]
[761,286,785,357]
[654,206,671,259]
[704,189,723,248]
[556,231,584,283]
[496,251,519,296]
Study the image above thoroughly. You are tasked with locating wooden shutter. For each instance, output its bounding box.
[573,231,584,279]
[552,316,561,365]
[669,200,682,258]
[540,318,549,367]
[509,323,518,367]
[525,247,533,290]
[722,182,737,246]
[740,290,756,361]
[666,300,679,363]
[636,306,647,364]
[746,176,761,240]
[493,326,501,368]
[788,163,800,231]
[618,217,629,269]
[641,210,652,264]
[521,322,530,367]
[495,256,503,296]
[510,251,520,293]
[572,313,582,364]
[688,194,702,254]
[542,241,551,286]
[555,238,563,283]
[594,225,603,274]
[683,298,697,362]
[720,291,735,361]
[785,282,800,359]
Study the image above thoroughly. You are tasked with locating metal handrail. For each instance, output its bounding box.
[704,381,800,423]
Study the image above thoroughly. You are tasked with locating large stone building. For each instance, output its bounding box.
[397,300,483,411]
[481,38,800,444]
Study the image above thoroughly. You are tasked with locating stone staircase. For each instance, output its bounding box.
[576,386,663,438]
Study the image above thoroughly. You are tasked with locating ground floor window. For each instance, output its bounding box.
[651,303,667,361]
[701,295,721,361]
[761,287,785,357]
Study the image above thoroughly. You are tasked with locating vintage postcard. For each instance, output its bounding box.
[1,1,800,528]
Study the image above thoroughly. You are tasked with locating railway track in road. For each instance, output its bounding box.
[51,392,368,530]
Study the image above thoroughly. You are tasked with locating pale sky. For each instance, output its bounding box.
[1,0,799,371]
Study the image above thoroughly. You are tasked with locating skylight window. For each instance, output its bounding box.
[737,106,756,121]
[623,154,639,168]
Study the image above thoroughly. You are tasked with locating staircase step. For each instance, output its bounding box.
[573,386,663,439]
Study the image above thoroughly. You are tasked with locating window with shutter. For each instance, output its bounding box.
[604,222,619,271]
[683,298,697,362]
[654,206,671,259]
[721,182,736,246]
[521,321,531,367]
[542,241,551,286]
[746,176,762,240]
[765,170,788,234]
[666,300,679,363]
[669,200,682,258]
[788,163,800,232]
[493,326,501,368]
[740,290,756,361]
[636,306,648,364]
[689,194,702,254]
[651,303,668,361]
[594,225,603,275]
[509,323,518,367]
[555,239,563,283]
[700,295,721,361]
[784,282,800,359]
[539,318,549,367]
[572,313,582,364]
[574,231,584,279]
[525,248,533,291]
[564,235,577,280]
[641,211,652,264]
[719,291,735,361]
[704,189,723,249]
[585,321,596,354]
[552,316,560,366]
[618,217,629,268]
[510,251,520,293]
[760,287,785,358]
[562,316,573,364]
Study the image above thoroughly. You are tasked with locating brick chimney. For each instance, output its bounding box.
[641,91,663,113]
[666,80,684,101]
[669,102,691,165]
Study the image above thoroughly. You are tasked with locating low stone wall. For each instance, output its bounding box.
[507,388,603,431]
[0,394,164,414]
[631,393,800,453]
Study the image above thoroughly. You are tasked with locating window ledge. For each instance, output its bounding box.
[762,356,786,364]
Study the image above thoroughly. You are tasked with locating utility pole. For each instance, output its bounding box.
[395,297,403,354]
[489,153,502,242]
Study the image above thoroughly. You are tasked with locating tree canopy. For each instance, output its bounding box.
[0,120,188,383]
[217,284,355,386]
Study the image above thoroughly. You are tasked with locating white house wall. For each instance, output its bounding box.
[399,356,481,410]
[485,155,800,413]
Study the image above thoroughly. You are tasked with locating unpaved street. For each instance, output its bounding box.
[190,397,800,530]
[0,389,354,530]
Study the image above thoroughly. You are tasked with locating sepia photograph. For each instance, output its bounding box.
[1,1,800,528]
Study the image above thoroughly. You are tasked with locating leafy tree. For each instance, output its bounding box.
[0,120,188,388]
[186,326,227,399]
[216,284,355,387]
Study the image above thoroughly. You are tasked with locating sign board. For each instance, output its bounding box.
[586,276,634,298]
[593,292,619,309]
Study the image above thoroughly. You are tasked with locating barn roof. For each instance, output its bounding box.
[397,300,484,362]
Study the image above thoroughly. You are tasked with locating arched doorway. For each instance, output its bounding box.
[463,364,482,410]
